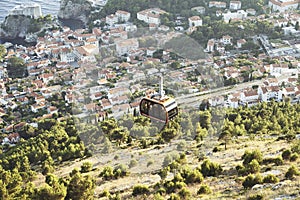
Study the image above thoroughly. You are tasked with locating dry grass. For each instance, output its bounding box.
[48,134,300,199]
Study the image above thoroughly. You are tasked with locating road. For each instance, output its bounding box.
[176,74,293,108]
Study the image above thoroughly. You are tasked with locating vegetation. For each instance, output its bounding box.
[1,95,300,199]
[6,56,27,78]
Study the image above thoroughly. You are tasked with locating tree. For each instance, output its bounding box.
[160,127,178,142]
[0,45,7,61]
[7,56,27,78]
[194,122,208,142]
[110,127,129,146]
[35,174,67,200]
[66,171,95,200]
[200,159,222,177]
[219,119,234,150]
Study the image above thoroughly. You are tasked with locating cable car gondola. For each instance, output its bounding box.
[139,76,178,125]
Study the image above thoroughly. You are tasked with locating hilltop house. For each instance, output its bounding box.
[137,8,167,25]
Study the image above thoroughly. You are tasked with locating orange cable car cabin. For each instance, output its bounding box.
[139,75,178,124]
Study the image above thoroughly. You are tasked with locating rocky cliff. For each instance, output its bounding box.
[0,15,33,39]
[58,0,92,25]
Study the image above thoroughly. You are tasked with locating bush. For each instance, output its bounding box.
[197,184,212,195]
[100,166,114,180]
[282,149,292,160]
[80,162,93,173]
[290,153,299,162]
[247,194,264,200]
[273,156,284,166]
[168,193,180,200]
[113,164,129,178]
[242,149,263,165]
[242,174,263,189]
[129,159,138,168]
[132,184,150,196]
[200,159,222,177]
[246,159,260,174]
[263,174,279,183]
[236,164,247,176]
[285,165,300,179]
[185,169,204,184]
[178,187,191,199]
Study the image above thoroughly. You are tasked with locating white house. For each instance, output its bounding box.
[188,16,203,27]
[106,14,118,26]
[237,39,246,48]
[209,1,227,8]
[268,0,300,12]
[191,6,206,14]
[269,63,289,76]
[137,8,167,25]
[74,44,99,62]
[221,35,233,45]
[115,38,139,56]
[116,10,131,22]
[223,10,247,23]
[230,1,242,10]
[206,39,215,52]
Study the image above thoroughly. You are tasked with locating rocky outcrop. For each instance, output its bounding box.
[0,15,32,39]
[58,0,92,25]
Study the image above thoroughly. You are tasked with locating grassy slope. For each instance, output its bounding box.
[48,133,300,199]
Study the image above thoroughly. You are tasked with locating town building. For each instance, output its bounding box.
[191,6,206,14]
[229,1,242,10]
[222,10,248,23]
[188,16,203,27]
[137,8,167,25]
[209,1,227,8]
[268,0,300,12]
[115,38,139,56]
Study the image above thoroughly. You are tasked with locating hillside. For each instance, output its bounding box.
[1,101,300,199]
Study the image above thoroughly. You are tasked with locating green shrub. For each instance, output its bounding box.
[263,174,279,183]
[100,166,114,180]
[290,153,299,162]
[113,164,129,178]
[80,162,93,173]
[273,156,284,166]
[132,184,150,196]
[282,149,292,160]
[262,156,283,166]
[247,194,264,200]
[178,187,191,199]
[242,149,263,165]
[197,184,212,195]
[168,193,180,200]
[129,159,138,168]
[200,159,222,177]
[236,164,246,175]
[185,169,204,184]
[246,159,260,174]
[242,174,263,189]
[285,165,300,179]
